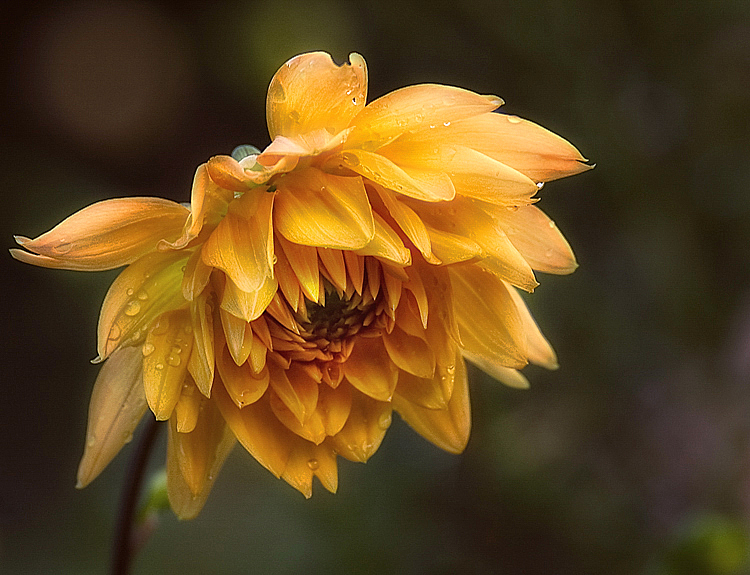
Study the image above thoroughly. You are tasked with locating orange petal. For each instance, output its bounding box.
[96,251,188,361]
[166,400,235,519]
[174,378,202,433]
[449,265,528,369]
[393,354,470,453]
[76,346,147,488]
[380,141,537,205]
[268,363,319,425]
[201,190,274,293]
[394,368,450,410]
[219,309,253,365]
[491,204,577,274]
[206,155,254,192]
[181,249,213,302]
[373,184,438,263]
[142,309,194,420]
[12,198,188,271]
[216,346,270,408]
[436,112,592,182]
[281,440,339,498]
[355,212,411,266]
[507,284,559,370]
[220,274,277,323]
[214,383,293,478]
[383,324,436,379]
[270,391,327,445]
[317,383,352,436]
[338,149,455,202]
[274,168,374,249]
[347,84,501,151]
[318,247,347,292]
[277,235,320,302]
[330,389,392,462]
[267,52,368,140]
[344,338,398,401]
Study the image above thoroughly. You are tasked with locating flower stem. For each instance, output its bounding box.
[111,417,161,575]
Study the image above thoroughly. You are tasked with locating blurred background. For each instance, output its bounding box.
[2,0,750,573]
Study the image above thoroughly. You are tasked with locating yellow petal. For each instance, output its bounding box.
[219,309,253,365]
[394,369,449,410]
[393,354,470,453]
[216,345,269,408]
[281,441,338,498]
[449,265,528,369]
[187,290,215,397]
[415,198,538,291]
[491,205,577,274]
[220,274,277,323]
[96,251,188,361]
[277,235,320,302]
[463,356,530,389]
[76,346,147,488]
[437,112,592,181]
[343,249,365,295]
[201,190,274,293]
[142,309,194,421]
[344,338,398,401]
[162,164,233,250]
[380,141,537,205]
[274,168,374,249]
[12,198,188,271]
[347,84,501,151]
[318,247,347,292]
[270,392,327,445]
[338,149,455,202]
[267,52,368,140]
[383,324,436,379]
[506,285,559,370]
[268,363,319,425]
[426,227,482,264]
[166,400,235,519]
[355,212,412,266]
[206,155,253,192]
[181,249,213,302]
[373,184,438,263]
[330,389,392,462]
[317,383,352,436]
[174,378,202,433]
[214,383,293,478]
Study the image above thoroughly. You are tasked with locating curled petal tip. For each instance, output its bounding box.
[13,235,31,246]
[484,95,504,108]
[90,355,105,365]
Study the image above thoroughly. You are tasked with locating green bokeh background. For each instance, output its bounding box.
[2,0,750,573]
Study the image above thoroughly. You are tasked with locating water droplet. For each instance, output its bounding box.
[289,110,300,123]
[137,290,149,301]
[307,458,320,470]
[415,113,424,123]
[507,115,521,124]
[446,364,456,375]
[124,300,141,316]
[272,255,278,265]
[428,124,436,129]
[545,249,554,258]
[171,345,183,356]
[156,363,164,370]
[352,97,358,105]
[87,436,97,448]
[536,182,545,190]
[548,220,556,229]
[443,121,451,127]
[52,241,72,254]
[342,152,359,166]
[126,288,134,296]
[167,355,181,367]
[123,432,134,443]
[142,343,155,357]
[377,412,392,430]
[108,324,122,342]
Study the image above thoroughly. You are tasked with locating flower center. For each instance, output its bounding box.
[301,285,374,341]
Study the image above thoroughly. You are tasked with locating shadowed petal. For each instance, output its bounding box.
[77,346,147,488]
[330,389,392,462]
[393,354,470,453]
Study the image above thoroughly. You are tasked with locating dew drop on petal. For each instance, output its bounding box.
[307,458,319,470]
[156,363,164,371]
[108,324,122,342]
[124,300,141,316]
[548,220,556,229]
[536,182,545,190]
[443,121,451,127]
[507,115,521,124]
[126,288,134,296]
[377,411,392,430]
[342,152,359,167]
[167,355,181,367]
[142,343,155,357]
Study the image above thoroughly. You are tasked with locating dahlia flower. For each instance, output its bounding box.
[11,52,589,519]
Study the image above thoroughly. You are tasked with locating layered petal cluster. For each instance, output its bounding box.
[12,52,589,518]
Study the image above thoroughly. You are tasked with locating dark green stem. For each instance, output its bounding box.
[111,417,161,575]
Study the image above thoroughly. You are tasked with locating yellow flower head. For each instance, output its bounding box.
[11,52,590,519]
